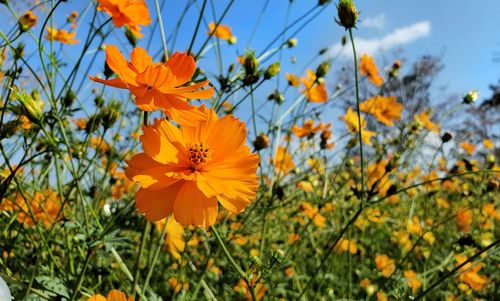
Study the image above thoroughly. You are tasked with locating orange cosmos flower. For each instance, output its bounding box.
[341,107,376,145]
[285,73,300,87]
[207,22,235,42]
[360,95,403,126]
[19,11,38,32]
[96,0,151,38]
[45,27,79,44]
[460,141,476,155]
[359,54,384,87]
[155,216,185,260]
[375,254,396,277]
[87,289,133,301]
[90,46,214,126]
[301,70,328,103]
[414,111,440,133]
[271,146,295,175]
[292,119,330,139]
[455,254,490,291]
[125,107,259,228]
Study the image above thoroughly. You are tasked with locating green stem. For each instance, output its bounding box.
[348,28,365,206]
[132,222,151,298]
[210,225,257,301]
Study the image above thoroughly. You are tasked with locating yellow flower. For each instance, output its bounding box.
[272,146,295,175]
[155,217,185,260]
[455,254,489,291]
[301,70,328,103]
[414,111,440,133]
[285,73,300,87]
[375,254,396,277]
[342,107,376,145]
[404,270,422,294]
[360,95,403,126]
[359,54,384,87]
[483,139,494,149]
[460,141,475,155]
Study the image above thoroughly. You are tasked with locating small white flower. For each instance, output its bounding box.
[103,203,111,216]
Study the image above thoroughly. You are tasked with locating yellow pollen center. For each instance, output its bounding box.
[187,143,211,170]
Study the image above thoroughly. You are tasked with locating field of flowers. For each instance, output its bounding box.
[0,0,498,300]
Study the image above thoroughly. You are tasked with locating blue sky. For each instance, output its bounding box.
[2,0,499,127]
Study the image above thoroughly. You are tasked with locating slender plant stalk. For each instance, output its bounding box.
[210,225,257,301]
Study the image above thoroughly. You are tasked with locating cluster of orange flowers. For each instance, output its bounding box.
[88,2,259,229]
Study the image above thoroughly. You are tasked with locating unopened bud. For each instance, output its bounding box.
[124,26,137,47]
[316,61,331,78]
[463,89,478,104]
[336,0,358,29]
[11,87,43,122]
[100,102,120,128]
[253,133,270,151]
[287,38,298,48]
[228,36,237,45]
[264,62,280,80]
[441,132,452,143]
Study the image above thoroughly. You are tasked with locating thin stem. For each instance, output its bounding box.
[188,0,208,55]
[154,0,169,60]
[210,225,257,301]
[414,239,499,300]
[348,28,365,205]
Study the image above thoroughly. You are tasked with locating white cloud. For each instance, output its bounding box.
[361,14,387,29]
[329,21,431,58]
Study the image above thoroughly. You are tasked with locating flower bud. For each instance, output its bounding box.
[100,102,120,129]
[336,0,358,29]
[18,11,37,32]
[267,90,284,104]
[441,132,452,143]
[316,61,331,78]
[271,248,285,263]
[253,133,270,151]
[124,26,137,47]
[63,90,76,108]
[463,89,478,104]
[11,87,43,122]
[228,36,237,45]
[13,43,25,60]
[264,62,280,80]
[287,38,298,48]
[243,53,259,76]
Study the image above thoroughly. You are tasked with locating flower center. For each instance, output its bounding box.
[187,143,211,170]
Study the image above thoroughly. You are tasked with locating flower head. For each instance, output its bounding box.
[292,119,330,139]
[96,0,151,38]
[90,46,214,126]
[125,106,259,228]
[360,95,403,126]
[45,27,79,44]
[155,217,185,260]
[375,254,396,277]
[301,70,328,103]
[19,11,37,32]
[87,289,133,301]
[208,22,236,43]
[342,107,376,145]
[414,111,440,133]
[359,54,383,87]
[271,146,295,175]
